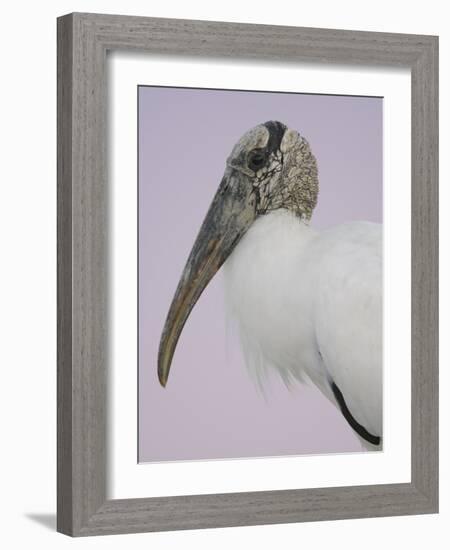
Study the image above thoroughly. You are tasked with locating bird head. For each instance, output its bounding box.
[157,120,318,387]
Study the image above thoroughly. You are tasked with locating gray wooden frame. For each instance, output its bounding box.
[57,12,438,537]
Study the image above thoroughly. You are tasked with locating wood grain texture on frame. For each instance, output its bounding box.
[57,12,438,536]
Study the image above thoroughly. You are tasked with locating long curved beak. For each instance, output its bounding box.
[158,168,255,387]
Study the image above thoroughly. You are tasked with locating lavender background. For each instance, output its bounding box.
[138,86,383,462]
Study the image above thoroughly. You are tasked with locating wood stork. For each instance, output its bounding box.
[158,121,382,450]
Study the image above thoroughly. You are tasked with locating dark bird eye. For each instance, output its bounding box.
[248,149,266,171]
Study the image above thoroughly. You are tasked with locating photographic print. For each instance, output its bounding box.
[56,15,438,535]
[138,86,383,463]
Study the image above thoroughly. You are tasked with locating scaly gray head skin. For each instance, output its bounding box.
[158,121,319,386]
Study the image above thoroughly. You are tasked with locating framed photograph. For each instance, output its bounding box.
[57,12,438,536]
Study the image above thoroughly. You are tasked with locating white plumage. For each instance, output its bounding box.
[224,210,382,443]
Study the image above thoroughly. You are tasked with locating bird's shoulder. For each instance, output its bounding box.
[313,220,381,253]
[306,221,383,437]
[304,221,382,286]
